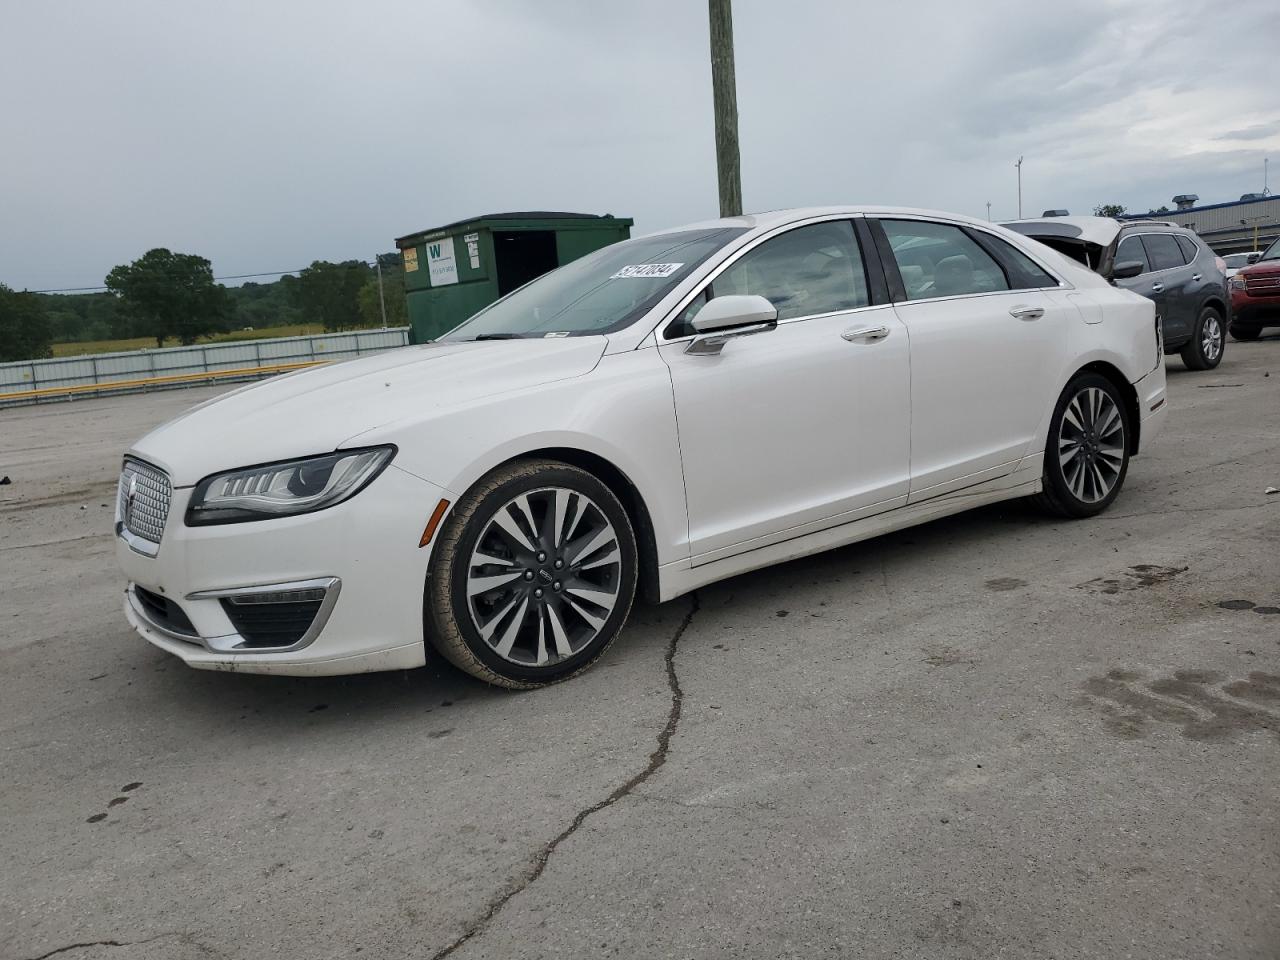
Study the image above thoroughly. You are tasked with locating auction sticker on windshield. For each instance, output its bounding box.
[611,263,684,279]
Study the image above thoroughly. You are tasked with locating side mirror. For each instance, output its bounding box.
[1111,260,1145,280]
[1247,252,1261,264]
[686,294,779,355]
[691,294,779,333]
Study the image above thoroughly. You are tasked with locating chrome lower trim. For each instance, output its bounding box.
[127,577,341,654]
[116,523,161,558]
[125,585,202,645]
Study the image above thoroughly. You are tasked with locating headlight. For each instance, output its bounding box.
[185,446,396,525]
[1229,276,1246,291]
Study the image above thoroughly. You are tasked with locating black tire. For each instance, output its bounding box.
[1180,307,1225,370]
[425,458,638,689]
[1034,372,1132,519]
[1230,323,1261,341]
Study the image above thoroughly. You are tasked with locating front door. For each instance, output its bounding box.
[657,219,911,564]
[1114,233,1176,341]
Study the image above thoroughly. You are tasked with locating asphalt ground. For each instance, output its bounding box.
[2,336,1279,960]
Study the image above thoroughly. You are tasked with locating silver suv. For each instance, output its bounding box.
[1003,217,1229,370]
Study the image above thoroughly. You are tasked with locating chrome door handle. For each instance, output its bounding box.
[1191,273,1202,282]
[1151,282,1164,293]
[1008,305,1044,321]
[841,324,890,342]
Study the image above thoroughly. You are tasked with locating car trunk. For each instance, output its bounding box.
[1002,220,1118,274]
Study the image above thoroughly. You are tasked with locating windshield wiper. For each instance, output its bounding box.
[470,333,523,341]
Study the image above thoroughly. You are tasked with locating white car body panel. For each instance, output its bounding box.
[115,205,1167,676]
[658,302,910,561]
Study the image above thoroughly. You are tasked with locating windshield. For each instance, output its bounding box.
[1261,238,1280,262]
[441,228,748,340]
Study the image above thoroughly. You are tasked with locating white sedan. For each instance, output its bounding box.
[116,206,1168,687]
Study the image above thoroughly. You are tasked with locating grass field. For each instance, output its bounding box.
[50,324,327,357]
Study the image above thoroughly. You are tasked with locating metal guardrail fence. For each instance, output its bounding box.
[0,327,411,406]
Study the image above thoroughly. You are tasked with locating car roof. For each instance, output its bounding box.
[639,205,1026,238]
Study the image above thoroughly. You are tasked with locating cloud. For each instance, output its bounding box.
[1215,124,1280,142]
[2,0,1277,290]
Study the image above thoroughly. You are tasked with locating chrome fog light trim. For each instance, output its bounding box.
[183,577,342,653]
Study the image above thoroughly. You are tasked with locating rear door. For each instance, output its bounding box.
[871,217,1069,501]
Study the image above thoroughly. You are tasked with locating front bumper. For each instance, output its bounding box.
[1230,293,1280,327]
[116,464,448,676]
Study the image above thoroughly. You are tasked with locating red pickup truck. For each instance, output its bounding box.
[1230,237,1280,340]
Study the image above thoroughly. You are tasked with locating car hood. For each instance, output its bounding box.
[1242,260,1280,277]
[129,337,608,485]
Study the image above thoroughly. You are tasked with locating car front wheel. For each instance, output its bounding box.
[1035,373,1132,518]
[425,459,638,688]
[1181,307,1225,369]
[1230,323,1261,341]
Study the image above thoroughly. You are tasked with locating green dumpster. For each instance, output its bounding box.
[395,211,634,342]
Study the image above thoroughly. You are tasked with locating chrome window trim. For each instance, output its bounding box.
[653,212,1073,344]
[128,577,341,654]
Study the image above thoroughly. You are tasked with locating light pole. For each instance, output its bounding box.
[1014,156,1024,219]
[708,0,742,218]
[374,256,388,328]
[1241,217,1266,252]
[986,201,992,221]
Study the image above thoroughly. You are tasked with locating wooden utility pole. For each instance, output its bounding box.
[708,0,742,218]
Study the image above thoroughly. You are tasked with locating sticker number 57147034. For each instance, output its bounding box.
[610,263,684,279]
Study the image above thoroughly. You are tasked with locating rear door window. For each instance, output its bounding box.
[1115,235,1151,274]
[1175,235,1200,263]
[978,233,1059,289]
[1141,233,1187,271]
[880,220,1010,300]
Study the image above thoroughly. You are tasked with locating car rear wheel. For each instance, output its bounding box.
[1035,373,1131,518]
[1180,307,1225,369]
[425,459,638,688]
[1230,323,1261,341]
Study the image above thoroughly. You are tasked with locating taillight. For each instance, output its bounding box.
[1215,257,1227,274]
[1155,315,1163,366]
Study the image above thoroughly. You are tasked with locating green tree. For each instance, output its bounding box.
[1147,204,1171,215]
[294,260,372,332]
[0,283,54,361]
[357,266,407,328]
[105,248,232,347]
[1093,203,1128,218]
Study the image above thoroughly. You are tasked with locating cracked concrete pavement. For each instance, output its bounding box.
[2,338,1279,959]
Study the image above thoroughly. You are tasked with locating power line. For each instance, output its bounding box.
[27,260,382,295]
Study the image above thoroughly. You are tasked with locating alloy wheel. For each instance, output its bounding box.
[1201,314,1222,362]
[1057,386,1126,504]
[465,487,622,666]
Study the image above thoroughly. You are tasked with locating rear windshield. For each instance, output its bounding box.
[441,228,748,340]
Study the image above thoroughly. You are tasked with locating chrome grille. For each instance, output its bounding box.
[1244,274,1280,296]
[117,459,172,551]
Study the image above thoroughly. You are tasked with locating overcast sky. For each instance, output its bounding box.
[3,0,1277,292]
